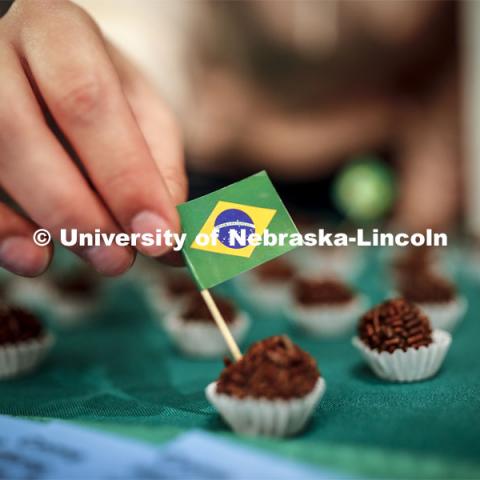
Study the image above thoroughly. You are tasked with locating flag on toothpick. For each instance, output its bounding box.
[177,171,299,289]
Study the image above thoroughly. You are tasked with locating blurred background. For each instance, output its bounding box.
[1,5,480,476]
[73,0,465,232]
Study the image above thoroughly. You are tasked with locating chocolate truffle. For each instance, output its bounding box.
[165,275,197,297]
[254,259,295,282]
[393,246,436,278]
[0,305,44,345]
[399,274,456,304]
[182,293,236,324]
[217,335,320,400]
[359,298,432,353]
[52,269,100,299]
[294,278,354,306]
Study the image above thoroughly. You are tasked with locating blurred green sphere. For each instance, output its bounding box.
[332,156,396,222]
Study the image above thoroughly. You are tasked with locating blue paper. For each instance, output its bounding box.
[0,415,342,479]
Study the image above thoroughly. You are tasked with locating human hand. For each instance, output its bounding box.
[0,0,187,277]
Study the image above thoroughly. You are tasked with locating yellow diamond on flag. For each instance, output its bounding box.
[191,200,277,258]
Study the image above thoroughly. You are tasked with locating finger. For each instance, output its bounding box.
[18,2,180,257]
[106,43,188,205]
[106,45,187,268]
[0,202,52,277]
[0,44,134,276]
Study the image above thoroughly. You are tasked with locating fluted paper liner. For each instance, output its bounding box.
[12,278,100,327]
[416,297,467,332]
[352,329,451,382]
[287,295,367,337]
[163,312,250,357]
[8,277,50,309]
[0,333,54,379]
[234,273,291,311]
[49,298,99,327]
[206,377,326,437]
[144,280,180,318]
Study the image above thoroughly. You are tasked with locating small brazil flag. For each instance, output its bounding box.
[177,171,299,289]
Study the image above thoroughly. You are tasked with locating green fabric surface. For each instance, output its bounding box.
[1,248,479,478]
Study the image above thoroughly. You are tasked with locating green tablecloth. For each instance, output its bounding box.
[1,250,479,479]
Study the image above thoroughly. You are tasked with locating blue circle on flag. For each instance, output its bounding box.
[214,209,255,249]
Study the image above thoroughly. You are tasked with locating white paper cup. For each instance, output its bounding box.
[416,297,467,332]
[143,272,199,319]
[163,311,250,357]
[9,276,101,328]
[40,283,100,328]
[206,377,326,437]
[234,272,292,311]
[144,280,181,318]
[8,277,50,309]
[51,300,99,327]
[352,329,451,382]
[0,333,55,379]
[286,295,367,337]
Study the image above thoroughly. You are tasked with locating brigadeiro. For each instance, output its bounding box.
[390,246,453,283]
[234,258,295,311]
[9,267,103,327]
[286,277,367,336]
[352,298,451,382]
[206,335,326,437]
[398,273,467,332]
[46,268,103,326]
[145,268,198,318]
[163,292,250,357]
[0,305,54,379]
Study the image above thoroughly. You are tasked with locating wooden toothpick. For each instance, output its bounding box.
[200,289,243,361]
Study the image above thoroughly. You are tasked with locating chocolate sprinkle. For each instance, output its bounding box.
[294,278,354,306]
[0,305,44,345]
[359,298,432,353]
[216,335,320,400]
[182,293,237,324]
[399,274,456,304]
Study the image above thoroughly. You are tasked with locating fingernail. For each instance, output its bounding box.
[131,210,172,256]
[0,236,50,276]
[83,245,133,276]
